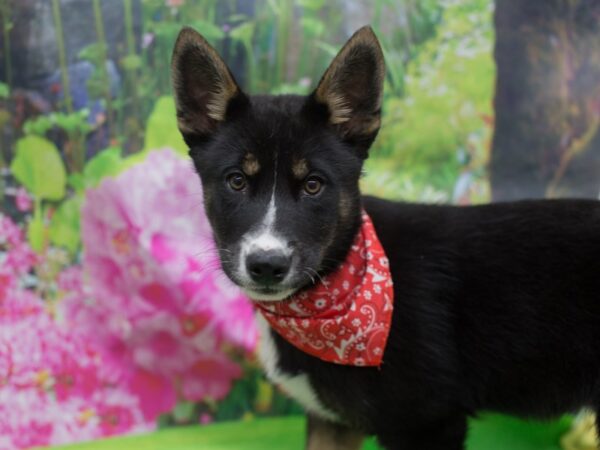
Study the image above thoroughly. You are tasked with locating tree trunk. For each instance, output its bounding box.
[491,0,600,201]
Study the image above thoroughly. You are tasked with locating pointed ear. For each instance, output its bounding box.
[171,27,247,141]
[310,26,385,153]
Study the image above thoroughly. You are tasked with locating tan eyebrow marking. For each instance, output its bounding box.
[292,158,309,179]
[242,153,260,176]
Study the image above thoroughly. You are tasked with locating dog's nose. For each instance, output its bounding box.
[246,251,291,285]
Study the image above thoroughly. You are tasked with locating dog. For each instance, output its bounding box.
[171,26,600,450]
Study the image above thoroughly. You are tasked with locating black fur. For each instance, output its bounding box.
[275,197,600,448]
[172,26,600,449]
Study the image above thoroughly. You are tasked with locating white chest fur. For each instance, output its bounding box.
[255,313,340,422]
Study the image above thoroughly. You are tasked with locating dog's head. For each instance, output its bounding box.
[171,26,384,301]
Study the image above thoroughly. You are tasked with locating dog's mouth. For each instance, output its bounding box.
[240,285,298,302]
[218,245,318,302]
[221,261,305,302]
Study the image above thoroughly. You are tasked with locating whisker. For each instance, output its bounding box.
[303,269,316,285]
[306,266,328,290]
[190,245,232,259]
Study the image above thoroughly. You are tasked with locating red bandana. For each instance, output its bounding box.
[256,212,394,367]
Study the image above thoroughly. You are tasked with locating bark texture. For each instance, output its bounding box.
[491,0,600,200]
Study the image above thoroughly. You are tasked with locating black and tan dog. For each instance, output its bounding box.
[171,26,600,450]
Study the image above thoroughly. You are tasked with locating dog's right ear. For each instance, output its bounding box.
[305,26,385,158]
[171,27,247,141]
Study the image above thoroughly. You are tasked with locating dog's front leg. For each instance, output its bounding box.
[306,414,364,450]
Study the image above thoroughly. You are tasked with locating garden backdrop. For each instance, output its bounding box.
[1,1,599,449]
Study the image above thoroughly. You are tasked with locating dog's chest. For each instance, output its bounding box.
[255,313,340,422]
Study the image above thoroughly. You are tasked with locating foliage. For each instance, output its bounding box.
[48,195,82,254]
[78,43,111,100]
[367,0,495,201]
[143,97,188,155]
[81,147,124,188]
[23,110,92,139]
[23,110,95,173]
[10,135,68,252]
[10,136,66,201]
[0,82,8,99]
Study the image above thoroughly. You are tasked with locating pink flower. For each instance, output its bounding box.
[141,32,155,49]
[0,214,24,247]
[73,149,256,416]
[0,149,259,448]
[0,268,14,303]
[97,404,136,437]
[53,360,100,402]
[0,286,154,448]
[4,240,37,277]
[15,187,33,212]
[57,266,84,292]
[180,354,242,401]
[0,213,38,285]
[199,413,213,425]
[127,369,176,421]
[0,215,158,447]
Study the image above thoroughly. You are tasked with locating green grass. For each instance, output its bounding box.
[467,415,571,450]
[50,415,571,450]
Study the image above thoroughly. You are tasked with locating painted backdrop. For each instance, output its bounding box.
[0,0,599,449]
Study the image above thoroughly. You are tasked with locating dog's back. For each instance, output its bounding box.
[367,197,600,417]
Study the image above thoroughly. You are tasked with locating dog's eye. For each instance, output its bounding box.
[227,172,246,191]
[303,177,323,196]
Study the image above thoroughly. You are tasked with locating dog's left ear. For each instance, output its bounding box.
[171,27,246,142]
[308,26,385,157]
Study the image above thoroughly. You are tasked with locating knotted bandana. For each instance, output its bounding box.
[256,212,394,367]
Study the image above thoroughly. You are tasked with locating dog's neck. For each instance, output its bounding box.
[254,211,394,367]
[314,203,364,281]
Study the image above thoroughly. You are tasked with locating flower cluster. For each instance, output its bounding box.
[68,149,257,420]
[0,214,37,297]
[1,215,153,449]
[1,149,257,449]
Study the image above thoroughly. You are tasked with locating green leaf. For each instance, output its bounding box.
[55,110,92,135]
[23,115,54,136]
[120,54,142,71]
[83,147,123,189]
[23,111,92,138]
[227,14,250,22]
[296,0,326,11]
[78,43,108,64]
[229,22,255,49]
[191,20,225,42]
[68,173,86,192]
[143,96,188,155]
[11,136,67,201]
[299,17,325,37]
[27,215,45,253]
[0,82,9,99]
[49,194,82,254]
